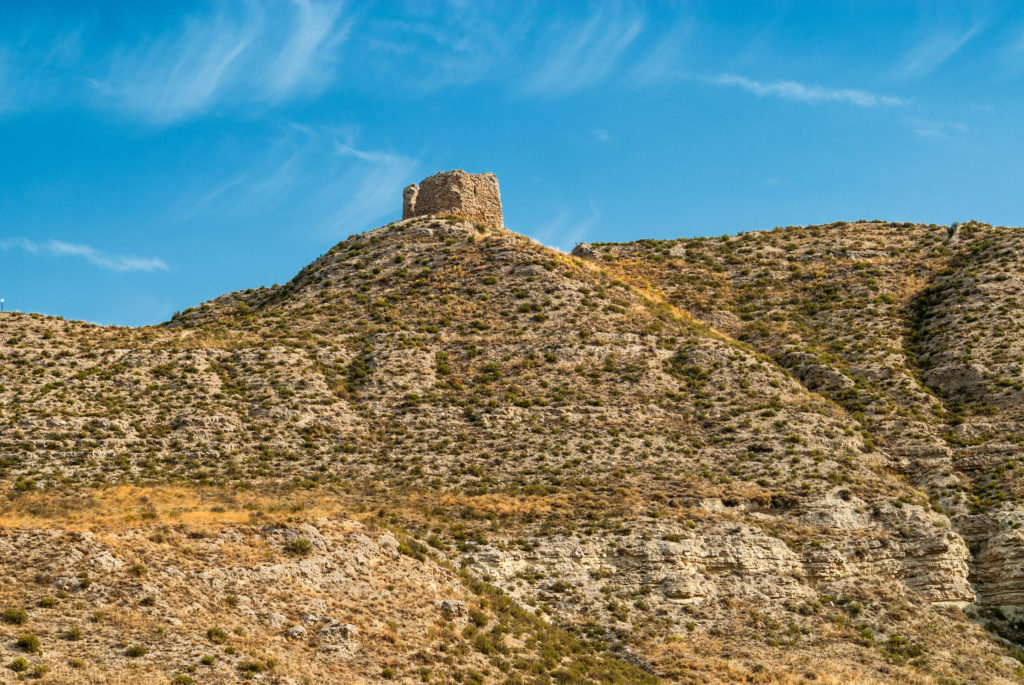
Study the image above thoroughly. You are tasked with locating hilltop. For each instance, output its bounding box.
[2,173,1024,683]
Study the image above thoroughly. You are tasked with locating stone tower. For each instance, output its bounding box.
[402,170,503,231]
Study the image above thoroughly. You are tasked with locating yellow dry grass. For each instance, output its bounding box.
[0,485,339,531]
[0,484,574,535]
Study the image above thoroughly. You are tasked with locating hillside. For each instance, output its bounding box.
[3,175,1024,683]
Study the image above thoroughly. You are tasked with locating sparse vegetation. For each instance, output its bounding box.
[1,216,1023,683]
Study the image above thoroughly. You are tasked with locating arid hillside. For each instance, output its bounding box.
[3,214,1024,683]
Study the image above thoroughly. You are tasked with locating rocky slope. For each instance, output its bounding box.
[2,214,1024,682]
[580,219,1024,649]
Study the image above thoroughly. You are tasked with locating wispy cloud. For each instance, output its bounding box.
[0,26,85,113]
[266,0,347,94]
[0,238,168,271]
[628,20,692,86]
[708,74,907,107]
[326,140,419,234]
[909,118,967,139]
[523,10,644,93]
[892,22,983,80]
[590,128,611,143]
[530,207,601,254]
[92,0,348,124]
[360,3,535,90]
[174,125,418,236]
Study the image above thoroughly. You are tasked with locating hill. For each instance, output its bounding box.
[2,174,1024,683]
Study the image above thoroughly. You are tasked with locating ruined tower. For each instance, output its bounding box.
[402,170,503,231]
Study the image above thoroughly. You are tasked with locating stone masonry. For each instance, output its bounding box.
[402,169,503,231]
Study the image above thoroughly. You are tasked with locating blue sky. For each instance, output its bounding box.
[0,1,1021,325]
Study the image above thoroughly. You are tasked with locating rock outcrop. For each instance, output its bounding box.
[402,169,503,230]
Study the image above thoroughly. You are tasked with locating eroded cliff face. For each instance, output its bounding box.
[467,494,974,633]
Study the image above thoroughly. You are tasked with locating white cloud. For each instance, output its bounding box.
[892,23,983,80]
[529,207,601,254]
[92,0,348,124]
[628,20,692,86]
[173,125,418,237]
[523,11,644,93]
[0,27,85,114]
[0,238,168,272]
[909,118,967,139]
[590,128,611,143]
[265,0,348,96]
[360,3,534,90]
[325,141,419,234]
[708,74,906,107]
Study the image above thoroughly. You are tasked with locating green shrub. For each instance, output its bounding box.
[397,540,427,561]
[16,634,40,653]
[237,657,275,673]
[207,627,229,644]
[125,645,148,658]
[9,658,28,673]
[2,607,28,624]
[286,538,313,556]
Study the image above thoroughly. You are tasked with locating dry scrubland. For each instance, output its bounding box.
[3,216,1024,682]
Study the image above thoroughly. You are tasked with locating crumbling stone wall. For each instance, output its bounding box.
[402,169,503,230]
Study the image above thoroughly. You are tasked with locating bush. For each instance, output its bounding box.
[9,658,28,673]
[65,626,83,641]
[397,540,427,562]
[2,607,28,624]
[286,538,313,556]
[16,634,40,653]
[237,658,275,673]
[125,644,148,658]
[207,627,229,644]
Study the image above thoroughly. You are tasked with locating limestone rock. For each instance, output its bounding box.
[284,624,307,639]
